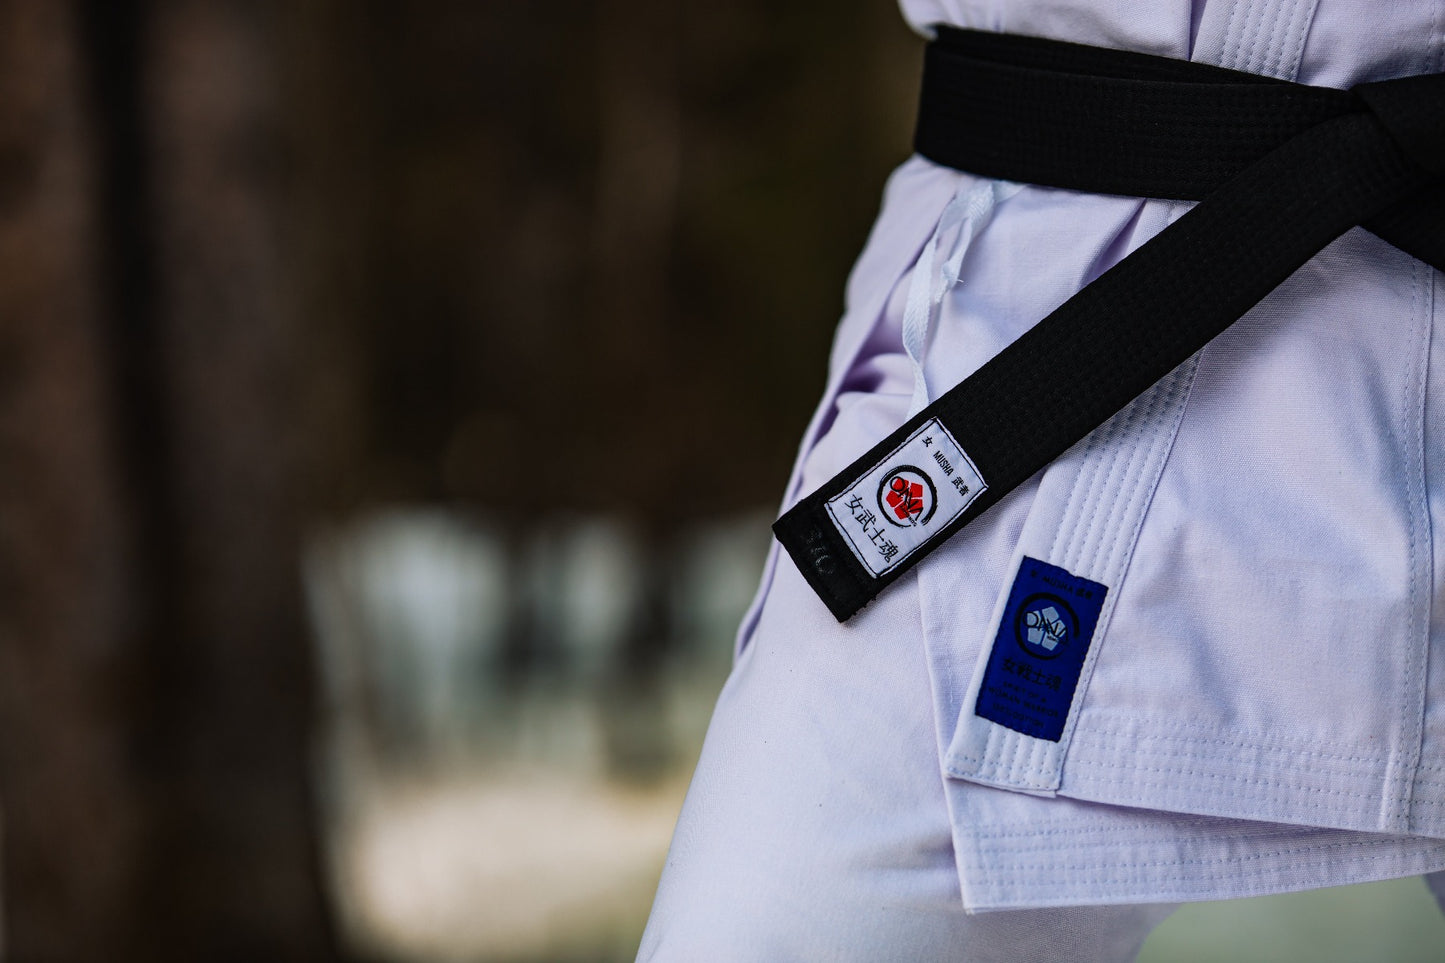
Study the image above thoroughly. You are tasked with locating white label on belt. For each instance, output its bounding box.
[824,418,987,577]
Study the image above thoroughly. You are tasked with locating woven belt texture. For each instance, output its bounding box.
[773,27,1445,622]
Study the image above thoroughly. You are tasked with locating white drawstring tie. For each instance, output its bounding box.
[901,178,1021,416]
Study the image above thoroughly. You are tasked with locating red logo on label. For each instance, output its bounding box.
[877,466,937,527]
[886,476,924,521]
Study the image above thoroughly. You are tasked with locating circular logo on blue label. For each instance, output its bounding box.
[1014,593,1077,660]
[877,465,937,527]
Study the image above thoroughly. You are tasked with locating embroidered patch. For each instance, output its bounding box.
[974,558,1107,742]
[824,418,987,577]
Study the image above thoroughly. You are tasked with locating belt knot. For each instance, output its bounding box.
[1355,73,1445,178]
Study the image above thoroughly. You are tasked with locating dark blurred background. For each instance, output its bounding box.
[0,1,917,960]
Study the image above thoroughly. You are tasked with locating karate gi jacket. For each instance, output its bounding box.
[742,0,1445,908]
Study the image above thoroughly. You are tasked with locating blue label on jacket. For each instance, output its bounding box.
[974,557,1108,742]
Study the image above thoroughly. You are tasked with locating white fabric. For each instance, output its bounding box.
[889,0,1445,907]
[643,0,1445,949]
[639,323,1179,958]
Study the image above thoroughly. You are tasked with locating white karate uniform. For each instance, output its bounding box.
[640,1,1445,958]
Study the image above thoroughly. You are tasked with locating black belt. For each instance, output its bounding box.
[773,27,1444,622]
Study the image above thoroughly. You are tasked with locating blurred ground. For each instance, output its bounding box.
[1138,877,1445,962]
[332,765,684,963]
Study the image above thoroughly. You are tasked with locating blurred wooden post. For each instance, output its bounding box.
[0,0,337,958]
[130,0,337,956]
[0,1,144,954]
